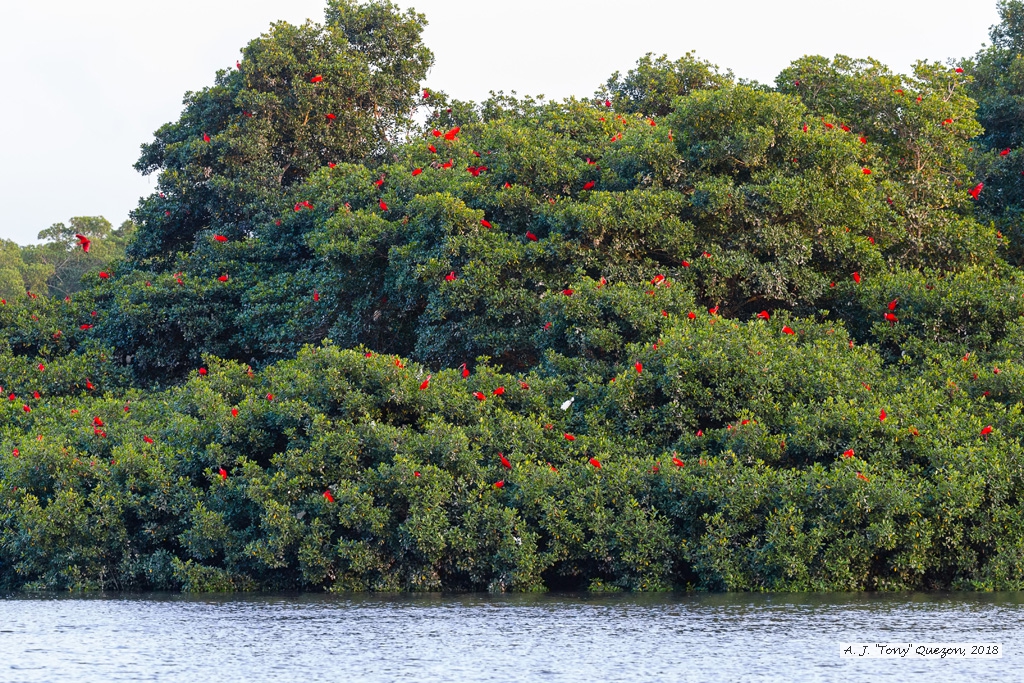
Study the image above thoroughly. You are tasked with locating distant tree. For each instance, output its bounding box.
[21,217,135,299]
[0,240,52,299]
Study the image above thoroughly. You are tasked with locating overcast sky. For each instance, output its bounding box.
[0,0,1001,245]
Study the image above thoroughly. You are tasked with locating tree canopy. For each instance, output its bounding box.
[3,0,1024,593]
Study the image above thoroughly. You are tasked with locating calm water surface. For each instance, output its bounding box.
[1,592,1022,682]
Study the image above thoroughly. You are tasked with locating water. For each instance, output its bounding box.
[1,592,1022,682]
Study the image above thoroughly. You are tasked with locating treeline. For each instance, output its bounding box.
[1,217,134,300]
[2,0,1024,592]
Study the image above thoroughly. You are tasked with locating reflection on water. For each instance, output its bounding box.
[1,592,1022,682]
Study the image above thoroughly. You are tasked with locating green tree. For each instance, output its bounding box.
[600,52,732,117]
[776,56,992,270]
[967,1,1024,265]
[127,0,432,265]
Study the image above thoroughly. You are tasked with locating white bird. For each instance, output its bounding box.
[560,397,575,411]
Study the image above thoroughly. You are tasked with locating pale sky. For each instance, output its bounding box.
[0,0,1001,245]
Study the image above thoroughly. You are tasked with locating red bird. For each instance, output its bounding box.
[494,480,505,488]
[879,409,887,421]
[219,468,228,480]
[500,453,512,469]
[582,181,596,191]
[445,271,457,282]
[75,233,91,252]
[635,362,643,374]
[526,231,538,241]
[428,144,437,153]
[481,219,493,228]
[379,199,388,211]
[423,89,430,98]
[214,234,228,242]
[981,425,993,436]
[888,299,898,311]
[969,183,984,199]
[884,312,898,323]
[1000,148,1011,156]
[473,391,486,401]
[310,75,323,83]
[856,472,870,482]
[460,363,470,378]
[143,436,154,444]
[419,375,431,390]
[442,159,454,169]
[313,290,320,302]
[99,272,110,279]
[862,168,872,175]
[412,168,423,176]
[782,326,795,335]
[199,367,208,376]
[562,288,574,296]
[325,113,336,121]
[22,404,31,413]
[687,312,696,319]
[80,324,93,330]
[218,275,228,282]
[842,449,854,458]
[493,386,505,396]
[681,260,690,268]
[231,408,239,417]
[589,457,601,468]
[444,127,460,140]
[672,456,685,467]
[757,310,770,320]
[564,433,576,441]
[203,133,210,143]
[323,490,334,502]
[955,67,964,73]
[709,306,719,315]
[266,393,274,401]
[852,272,861,284]
[859,136,867,144]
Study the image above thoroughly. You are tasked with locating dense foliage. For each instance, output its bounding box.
[2,0,1024,592]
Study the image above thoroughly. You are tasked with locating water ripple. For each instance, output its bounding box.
[0,593,1021,682]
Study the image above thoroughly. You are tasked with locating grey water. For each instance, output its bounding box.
[0,592,1022,682]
